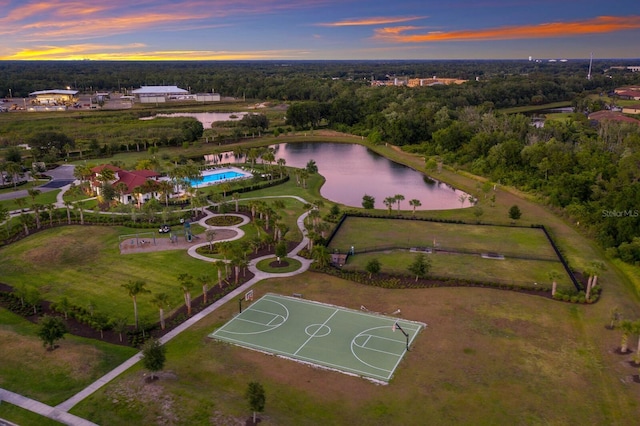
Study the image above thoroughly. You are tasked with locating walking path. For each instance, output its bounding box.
[1,194,315,425]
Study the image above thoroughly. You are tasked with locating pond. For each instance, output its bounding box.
[140,112,247,128]
[221,142,470,211]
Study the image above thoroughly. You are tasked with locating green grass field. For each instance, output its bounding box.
[0,226,217,324]
[329,216,572,289]
[1,130,640,424]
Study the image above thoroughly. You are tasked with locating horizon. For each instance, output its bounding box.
[1,1,639,61]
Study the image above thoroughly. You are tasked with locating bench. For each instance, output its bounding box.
[292,293,303,298]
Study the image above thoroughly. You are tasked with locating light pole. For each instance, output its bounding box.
[8,88,11,99]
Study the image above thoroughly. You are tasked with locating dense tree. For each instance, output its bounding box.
[141,338,167,380]
[508,205,522,221]
[240,113,269,133]
[362,194,375,209]
[37,315,67,350]
[365,258,381,279]
[408,253,431,281]
[246,382,266,425]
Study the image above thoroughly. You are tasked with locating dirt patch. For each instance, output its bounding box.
[106,372,180,425]
[23,236,101,265]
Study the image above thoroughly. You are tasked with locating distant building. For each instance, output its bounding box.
[588,110,640,126]
[28,89,78,105]
[613,87,640,100]
[371,76,467,87]
[131,85,189,103]
[195,93,221,102]
[622,104,640,115]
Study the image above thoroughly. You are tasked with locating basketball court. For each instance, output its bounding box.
[209,293,425,383]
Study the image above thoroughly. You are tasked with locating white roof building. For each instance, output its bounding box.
[131,86,190,103]
[29,89,79,96]
[28,89,79,105]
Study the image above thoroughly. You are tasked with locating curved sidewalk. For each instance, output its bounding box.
[50,195,316,421]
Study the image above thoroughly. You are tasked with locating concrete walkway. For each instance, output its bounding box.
[0,388,97,426]
[1,195,316,424]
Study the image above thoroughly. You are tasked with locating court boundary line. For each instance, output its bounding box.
[210,293,427,382]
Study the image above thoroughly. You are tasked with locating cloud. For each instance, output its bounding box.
[373,15,640,42]
[3,44,311,60]
[317,16,425,27]
[0,0,333,41]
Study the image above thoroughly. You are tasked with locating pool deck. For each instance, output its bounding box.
[190,166,252,189]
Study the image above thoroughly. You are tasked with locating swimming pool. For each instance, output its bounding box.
[188,168,249,188]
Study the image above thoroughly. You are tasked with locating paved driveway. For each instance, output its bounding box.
[0,164,76,201]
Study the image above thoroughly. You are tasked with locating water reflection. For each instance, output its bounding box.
[217,142,468,211]
[140,112,247,128]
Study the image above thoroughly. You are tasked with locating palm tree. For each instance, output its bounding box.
[458,193,468,207]
[409,199,421,216]
[299,169,309,189]
[114,182,129,205]
[75,203,85,225]
[97,167,115,185]
[383,196,396,216]
[177,273,195,316]
[27,188,41,202]
[247,148,259,167]
[219,182,232,198]
[198,274,210,304]
[5,162,22,189]
[18,209,32,236]
[394,194,405,213]
[157,180,173,206]
[151,293,171,330]
[0,205,10,237]
[64,201,73,224]
[121,280,150,329]
[73,164,92,185]
[214,260,226,288]
[619,320,635,353]
[305,159,318,174]
[311,245,331,268]
[31,203,42,229]
[277,158,286,178]
[232,192,241,212]
[45,203,55,226]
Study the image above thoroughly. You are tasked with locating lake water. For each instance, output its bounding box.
[140,112,247,128]
[221,142,469,210]
[140,110,469,210]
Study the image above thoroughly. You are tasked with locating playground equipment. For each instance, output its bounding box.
[118,232,156,249]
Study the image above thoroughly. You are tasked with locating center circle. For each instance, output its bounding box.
[305,324,331,337]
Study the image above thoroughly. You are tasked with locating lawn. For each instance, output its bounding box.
[0,186,60,212]
[1,134,640,424]
[70,273,640,425]
[345,250,572,289]
[0,225,219,325]
[330,217,556,259]
[328,216,569,289]
[0,309,137,406]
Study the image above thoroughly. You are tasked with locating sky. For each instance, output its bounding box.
[1,0,639,61]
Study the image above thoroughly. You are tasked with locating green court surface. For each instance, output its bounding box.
[209,293,426,383]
